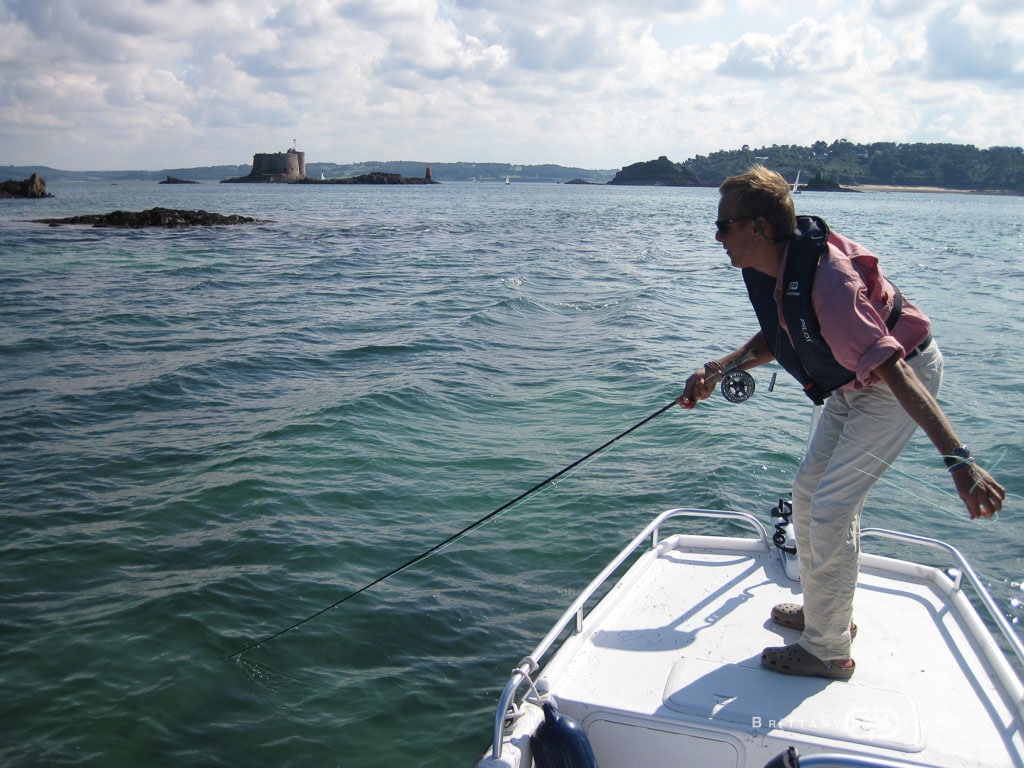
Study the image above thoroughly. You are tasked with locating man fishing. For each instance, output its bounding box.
[679,165,1005,679]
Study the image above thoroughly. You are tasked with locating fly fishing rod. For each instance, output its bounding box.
[225,398,681,660]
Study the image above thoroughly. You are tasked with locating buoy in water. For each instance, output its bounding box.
[530,700,599,768]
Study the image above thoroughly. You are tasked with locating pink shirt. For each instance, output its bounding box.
[775,230,931,389]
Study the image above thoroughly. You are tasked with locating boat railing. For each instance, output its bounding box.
[490,507,770,760]
[861,527,1024,695]
[488,512,1024,760]
[765,747,932,767]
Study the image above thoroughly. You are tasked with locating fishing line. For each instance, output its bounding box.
[225,398,679,660]
[802,443,1019,607]
[804,439,1011,521]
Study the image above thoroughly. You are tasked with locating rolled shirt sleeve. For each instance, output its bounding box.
[779,233,931,389]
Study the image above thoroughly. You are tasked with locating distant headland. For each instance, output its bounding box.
[4,140,1022,193]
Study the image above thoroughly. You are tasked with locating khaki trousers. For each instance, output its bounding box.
[792,342,944,660]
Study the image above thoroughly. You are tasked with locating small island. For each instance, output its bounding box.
[607,156,702,186]
[297,172,435,185]
[222,148,437,184]
[159,175,199,185]
[32,207,261,228]
[801,173,859,193]
[1,173,52,198]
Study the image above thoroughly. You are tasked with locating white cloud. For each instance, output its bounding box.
[925,4,1024,84]
[0,0,1020,170]
[717,17,876,79]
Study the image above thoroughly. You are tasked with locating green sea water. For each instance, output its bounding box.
[1,180,1021,766]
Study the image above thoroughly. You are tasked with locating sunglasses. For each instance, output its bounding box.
[715,216,752,235]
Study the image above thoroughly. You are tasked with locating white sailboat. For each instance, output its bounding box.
[791,170,802,194]
[505,175,511,185]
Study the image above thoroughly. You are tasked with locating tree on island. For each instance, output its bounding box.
[4,141,1022,192]
[681,140,1024,192]
[608,156,701,186]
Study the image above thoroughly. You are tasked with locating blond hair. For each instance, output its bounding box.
[719,165,797,241]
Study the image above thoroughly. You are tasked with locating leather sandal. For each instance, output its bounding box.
[761,643,856,680]
[771,602,857,639]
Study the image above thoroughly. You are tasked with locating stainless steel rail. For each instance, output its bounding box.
[487,513,1024,761]
[861,527,1024,681]
[489,507,771,760]
[765,748,935,767]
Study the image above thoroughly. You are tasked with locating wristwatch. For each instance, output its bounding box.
[944,445,972,468]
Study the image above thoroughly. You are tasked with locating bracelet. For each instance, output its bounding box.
[944,445,972,469]
[944,445,975,474]
[704,360,724,376]
[948,457,976,474]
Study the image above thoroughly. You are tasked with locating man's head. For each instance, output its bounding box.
[718,165,797,243]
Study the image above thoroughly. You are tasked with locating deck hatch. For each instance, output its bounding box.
[663,657,925,752]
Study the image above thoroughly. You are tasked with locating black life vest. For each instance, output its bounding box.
[742,216,903,405]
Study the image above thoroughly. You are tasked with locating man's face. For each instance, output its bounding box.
[714,198,756,269]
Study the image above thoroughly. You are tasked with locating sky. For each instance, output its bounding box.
[1,0,1022,171]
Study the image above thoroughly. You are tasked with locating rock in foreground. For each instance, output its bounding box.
[33,207,260,228]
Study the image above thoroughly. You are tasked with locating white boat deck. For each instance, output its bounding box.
[483,513,1024,768]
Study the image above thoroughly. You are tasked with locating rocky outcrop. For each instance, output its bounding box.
[608,156,701,186]
[1,173,51,198]
[802,175,859,192]
[32,207,261,228]
[159,175,199,184]
[298,172,436,185]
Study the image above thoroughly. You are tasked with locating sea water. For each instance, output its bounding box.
[1,179,1021,766]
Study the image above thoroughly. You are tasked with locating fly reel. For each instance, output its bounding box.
[721,370,756,403]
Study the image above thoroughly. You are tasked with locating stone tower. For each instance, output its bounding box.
[225,147,307,182]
